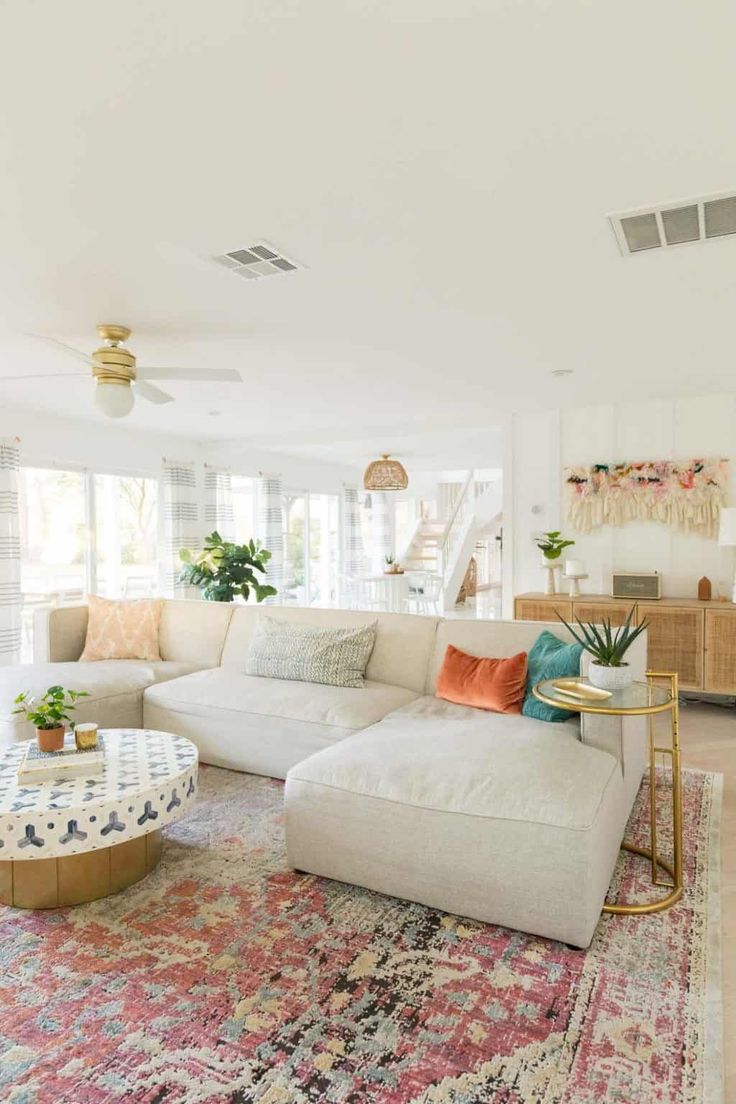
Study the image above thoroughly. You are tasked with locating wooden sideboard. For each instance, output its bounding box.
[514,593,736,694]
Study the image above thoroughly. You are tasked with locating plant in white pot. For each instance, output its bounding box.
[557,606,648,690]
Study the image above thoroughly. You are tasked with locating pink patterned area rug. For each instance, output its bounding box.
[0,765,722,1104]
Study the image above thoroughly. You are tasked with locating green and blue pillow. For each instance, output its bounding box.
[522,630,584,722]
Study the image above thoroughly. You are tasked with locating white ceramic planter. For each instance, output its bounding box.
[588,662,633,691]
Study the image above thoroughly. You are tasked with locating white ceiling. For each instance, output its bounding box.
[1,1,735,469]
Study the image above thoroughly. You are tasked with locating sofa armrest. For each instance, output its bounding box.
[33,604,89,662]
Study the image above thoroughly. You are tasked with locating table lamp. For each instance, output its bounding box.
[718,507,736,602]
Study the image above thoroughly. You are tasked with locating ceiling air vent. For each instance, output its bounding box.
[610,191,736,256]
[212,241,301,280]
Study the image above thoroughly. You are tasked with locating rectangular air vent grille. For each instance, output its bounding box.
[212,241,301,279]
[610,191,736,256]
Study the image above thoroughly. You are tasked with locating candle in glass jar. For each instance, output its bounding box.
[565,559,585,576]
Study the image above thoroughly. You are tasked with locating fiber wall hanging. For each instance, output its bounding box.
[564,457,729,536]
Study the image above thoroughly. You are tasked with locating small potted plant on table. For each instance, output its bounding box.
[13,685,90,752]
[535,531,575,594]
[557,606,649,690]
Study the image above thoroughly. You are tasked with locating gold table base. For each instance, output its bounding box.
[602,671,683,917]
[0,830,162,909]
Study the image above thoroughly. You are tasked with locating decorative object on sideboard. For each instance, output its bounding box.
[557,606,649,690]
[697,576,712,601]
[363,454,409,491]
[611,571,661,601]
[179,531,278,602]
[12,685,91,753]
[565,457,728,536]
[563,558,588,597]
[535,531,575,595]
[718,507,736,602]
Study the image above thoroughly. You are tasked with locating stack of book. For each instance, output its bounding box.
[17,734,106,785]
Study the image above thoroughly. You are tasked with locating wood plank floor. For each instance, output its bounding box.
[679,699,735,1099]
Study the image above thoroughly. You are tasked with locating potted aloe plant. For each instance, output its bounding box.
[557,606,649,690]
[13,685,90,752]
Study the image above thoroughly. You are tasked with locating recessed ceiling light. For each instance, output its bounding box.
[550,369,574,377]
[208,410,221,416]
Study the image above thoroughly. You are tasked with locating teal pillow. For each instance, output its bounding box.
[522,630,584,722]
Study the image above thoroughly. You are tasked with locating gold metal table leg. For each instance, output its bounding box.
[603,672,683,916]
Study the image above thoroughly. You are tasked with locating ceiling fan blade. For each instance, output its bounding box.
[135,379,175,405]
[0,372,88,381]
[28,334,98,368]
[137,367,242,382]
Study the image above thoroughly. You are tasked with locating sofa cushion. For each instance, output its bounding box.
[220,606,438,694]
[427,619,582,695]
[522,631,583,722]
[435,644,527,714]
[0,660,201,744]
[245,616,377,688]
[288,710,613,831]
[144,667,419,730]
[80,595,164,661]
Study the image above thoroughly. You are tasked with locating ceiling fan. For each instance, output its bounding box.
[4,324,242,418]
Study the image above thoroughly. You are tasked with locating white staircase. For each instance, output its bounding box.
[402,473,502,612]
[403,519,445,573]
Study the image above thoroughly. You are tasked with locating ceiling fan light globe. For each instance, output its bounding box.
[94,380,134,418]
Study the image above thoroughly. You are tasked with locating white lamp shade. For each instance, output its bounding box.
[718,507,736,547]
[94,381,134,419]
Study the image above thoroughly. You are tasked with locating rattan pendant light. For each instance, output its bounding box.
[363,454,409,491]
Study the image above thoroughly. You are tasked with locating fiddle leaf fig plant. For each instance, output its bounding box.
[535,530,575,560]
[179,531,278,603]
[13,686,90,730]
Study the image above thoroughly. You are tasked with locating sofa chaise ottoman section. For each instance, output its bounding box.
[285,713,632,948]
[143,667,420,779]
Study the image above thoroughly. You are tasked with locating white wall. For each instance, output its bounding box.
[0,405,362,489]
[507,393,736,611]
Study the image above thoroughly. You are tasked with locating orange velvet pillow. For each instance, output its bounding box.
[435,644,528,714]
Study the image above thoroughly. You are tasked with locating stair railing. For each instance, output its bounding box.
[438,471,475,583]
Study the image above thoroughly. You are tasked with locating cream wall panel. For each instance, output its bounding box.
[512,393,736,599]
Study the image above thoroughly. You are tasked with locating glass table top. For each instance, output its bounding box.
[534,678,674,715]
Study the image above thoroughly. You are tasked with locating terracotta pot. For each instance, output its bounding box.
[36,726,65,753]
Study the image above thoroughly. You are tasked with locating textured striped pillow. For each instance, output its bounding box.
[245,616,377,688]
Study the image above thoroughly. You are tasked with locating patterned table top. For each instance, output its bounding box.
[0,729,198,861]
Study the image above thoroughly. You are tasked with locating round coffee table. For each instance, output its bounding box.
[0,729,198,908]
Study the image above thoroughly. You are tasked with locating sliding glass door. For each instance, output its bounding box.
[281,491,339,608]
[94,475,158,598]
[309,494,339,607]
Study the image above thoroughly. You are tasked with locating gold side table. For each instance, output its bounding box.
[533,672,682,915]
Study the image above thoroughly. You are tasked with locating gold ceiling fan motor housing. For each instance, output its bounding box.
[92,324,136,388]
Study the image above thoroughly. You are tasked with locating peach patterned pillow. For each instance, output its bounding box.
[80,595,164,662]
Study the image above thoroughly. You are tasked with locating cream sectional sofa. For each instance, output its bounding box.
[0,600,647,946]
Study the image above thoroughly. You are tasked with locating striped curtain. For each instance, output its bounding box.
[370,491,393,572]
[342,486,369,577]
[0,440,21,665]
[255,475,284,603]
[161,460,200,598]
[204,465,235,541]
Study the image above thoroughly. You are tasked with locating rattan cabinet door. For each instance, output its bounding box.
[573,601,638,627]
[515,598,573,622]
[644,606,704,690]
[704,610,736,693]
